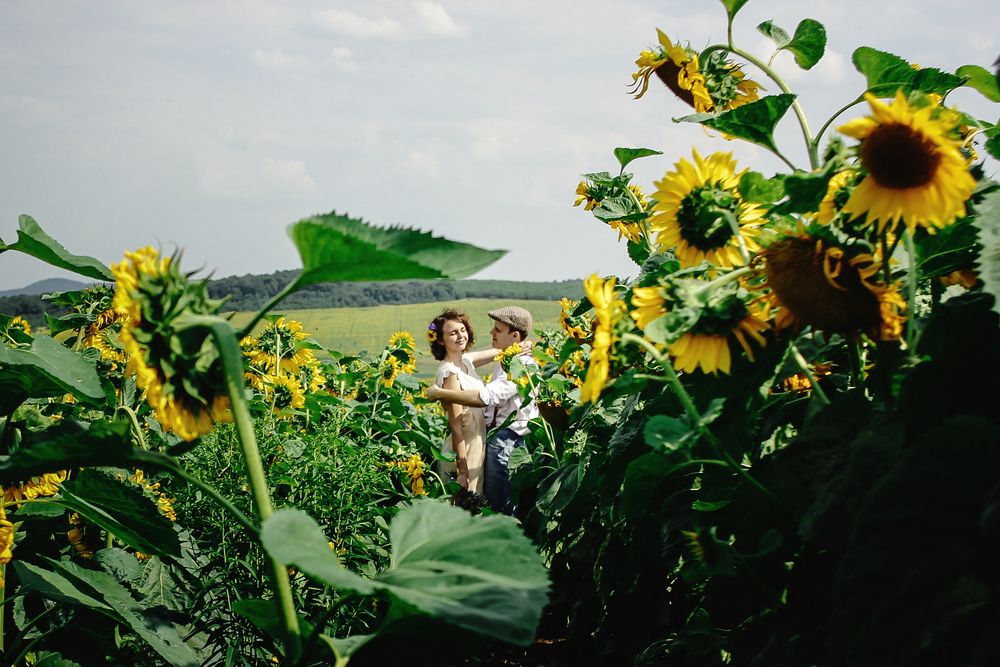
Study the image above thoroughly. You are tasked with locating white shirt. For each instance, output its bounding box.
[478,354,539,436]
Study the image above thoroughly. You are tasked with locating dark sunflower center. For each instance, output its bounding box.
[860,123,941,189]
[654,62,695,108]
[676,186,739,251]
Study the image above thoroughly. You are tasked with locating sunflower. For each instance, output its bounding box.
[380,356,402,388]
[2,471,68,506]
[815,171,857,225]
[837,91,975,234]
[113,247,231,441]
[402,454,427,496]
[389,331,416,351]
[266,372,306,411]
[494,342,522,372]
[628,30,761,112]
[1,504,15,579]
[628,29,713,111]
[762,233,906,340]
[650,150,765,268]
[560,298,589,340]
[631,286,668,329]
[580,275,625,403]
[8,315,31,335]
[574,181,600,211]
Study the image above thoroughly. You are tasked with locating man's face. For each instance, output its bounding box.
[490,320,519,350]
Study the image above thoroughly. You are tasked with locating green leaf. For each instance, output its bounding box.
[852,47,964,97]
[676,94,797,154]
[0,334,106,411]
[719,0,751,22]
[56,469,181,558]
[644,415,695,453]
[956,65,1000,102]
[13,501,67,517]
[757,20,790,48]
[613,147,663,171]
[12,560,112,612]
[971,188,1000,317]
[261,509,377,595]
[739,171,786,204]
[287,211,506,289]
[232,598,315,642]
[0,420,134,484]
[377,501,549,645]
[0,215,112,281]
[773,170,834,214]
[48,558,200,666]
[987,131,1000,161]
[318,634,376,667]
[914,219,979,278]
[784,19,826,70]
[33,653,83,667]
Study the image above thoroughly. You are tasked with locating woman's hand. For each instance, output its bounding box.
[425,385,443,400]
[518,339,535,355]
[457,471,470,490]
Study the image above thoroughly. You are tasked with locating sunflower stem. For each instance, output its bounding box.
[814,94,866,149]
[721,210,751,265]
[880,233,893,284]
[115,405,148,450]
[904,229,919,350]
[695,266,754,297]
[621,333,781,505]
[788,341,830,406]
[847,337,864,389]
[239,278,300,339]
[709,41,818,170]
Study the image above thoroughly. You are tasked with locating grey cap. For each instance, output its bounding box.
[488,306,533,334]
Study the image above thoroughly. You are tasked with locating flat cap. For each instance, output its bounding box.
[488,306,533,334]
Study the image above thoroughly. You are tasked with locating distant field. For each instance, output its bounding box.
[229,298,565,376]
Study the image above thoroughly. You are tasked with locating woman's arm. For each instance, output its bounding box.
[465,348,500,368]
[442,373,470,488]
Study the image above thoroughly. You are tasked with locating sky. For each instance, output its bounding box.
[1,0,998,291]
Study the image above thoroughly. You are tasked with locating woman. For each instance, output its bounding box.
[428,309,488,492]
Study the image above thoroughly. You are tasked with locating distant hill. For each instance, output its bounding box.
[0,278,91,298]
[0,269,583,326]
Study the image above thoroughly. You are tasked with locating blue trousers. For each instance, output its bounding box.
[484,428,524,515]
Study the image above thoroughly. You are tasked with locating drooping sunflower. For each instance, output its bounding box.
[837,91,975,234]
[380,356,402,388]
[266,372,306,411]
[628,29,761,112]
[762,232,906,340]
[650,150,765,268]
[112,246,232,441]
[1,504,15,580]
[580,274,626,403]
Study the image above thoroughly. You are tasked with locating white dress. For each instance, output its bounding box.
[435,354,487,494]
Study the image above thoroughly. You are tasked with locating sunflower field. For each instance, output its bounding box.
[2,0,1000,665]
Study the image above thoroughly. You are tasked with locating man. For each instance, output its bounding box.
[426,306,539,515]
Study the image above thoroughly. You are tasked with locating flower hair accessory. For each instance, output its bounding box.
[426,321,438,343]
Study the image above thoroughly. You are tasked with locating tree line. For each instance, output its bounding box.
[1,270,583,326]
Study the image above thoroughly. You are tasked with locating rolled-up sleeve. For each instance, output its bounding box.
[479,379,518,406]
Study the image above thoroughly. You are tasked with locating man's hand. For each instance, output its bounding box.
[457,471,470,490]
[425,385,443,400]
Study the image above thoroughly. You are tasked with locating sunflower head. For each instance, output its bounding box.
[837,91,975,234]
[698,49,763,111]
[579,274,630,403]
[628,30,713,111]
[266,372,306,411]
[1,314,33,346]
[559,298,590,341]
[380,355,402,388]
[112,247,231,441]
[762,231,905,340]
[650,150,765,268]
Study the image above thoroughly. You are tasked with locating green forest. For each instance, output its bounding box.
[0,272,583,326]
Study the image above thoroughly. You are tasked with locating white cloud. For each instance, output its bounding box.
[314,9,404,38]
[250,47,311,72]
[329,46,359,72]
[407,149,441,178]
[414,1,466,37]
[262,158,319,191]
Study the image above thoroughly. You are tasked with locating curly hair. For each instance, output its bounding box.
[428,309,475,361]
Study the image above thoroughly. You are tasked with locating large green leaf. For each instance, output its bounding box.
[261,509,376,595]
[914,218,979,278]
[261,502,550,646]
[55,469,181,558]
[972,188,1000,316]
[0,420,133,484]
[0,334,106,411]
[0,215,112,281]
[676,94,797,154]
[852,47,964,97]
[287,211,506,289]
[12,560,112,612]
[956,64,1000,102]
[42,558,200,666]
[378,501,549,645]
[773,169,835,214]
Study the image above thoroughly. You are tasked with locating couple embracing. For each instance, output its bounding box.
[425,306,538,515]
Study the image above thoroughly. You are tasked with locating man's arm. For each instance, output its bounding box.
[425,385,486,407]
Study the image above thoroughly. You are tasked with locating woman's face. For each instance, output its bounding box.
[441,319,469,353]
